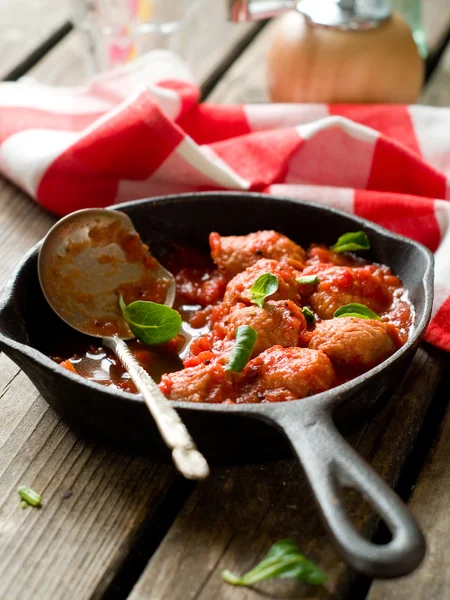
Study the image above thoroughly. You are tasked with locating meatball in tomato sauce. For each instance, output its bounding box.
[309,317,400,374]
[239,346,335,403]
[210,230,306,278]
[197,300,307,360]
[160,361,236,404]
[161,346,335,404]
[305,265,397,320]
[223,258,300,307]
[222,300,307,355]
[55,229,413,405]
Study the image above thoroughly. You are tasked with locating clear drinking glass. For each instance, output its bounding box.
[72,0,192,71]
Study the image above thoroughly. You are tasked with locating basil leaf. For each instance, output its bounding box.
[222,539,326,587]
[18,486,42,508]
[331,231,370,253]
[225,325,258,372]
[301,306,315,324]
[120,296,182,345]
[297,275,319,285]
[249,273,278,308]
[334,303,381,320]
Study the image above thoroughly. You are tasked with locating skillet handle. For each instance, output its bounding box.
[271,401,425,578]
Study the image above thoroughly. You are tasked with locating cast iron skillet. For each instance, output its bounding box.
[0,192,433,579]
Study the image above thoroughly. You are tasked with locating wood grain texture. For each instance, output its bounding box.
[128,4,449,597]
[0,179,55,284]
[29,0,260,88]
[0,177,179,600]
[0,354,177,600]
[128,349,444,600]
[0,0,69,79]
[422,0,450,55]
[420,42,450,106]
[0,3,449,600]
[0,8,265,600]
[368,374,450,600]
[368,42,450,600]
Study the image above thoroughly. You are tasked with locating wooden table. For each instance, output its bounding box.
[1,2,450,598]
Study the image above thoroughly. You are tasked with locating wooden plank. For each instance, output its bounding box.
[422,0,450,57]
[0,0,69,80]
[368,41,450,600]
[420,42,450,106]
[0,176,179,600]
[0,4,448,600]
[0,178,55,284]
[28,0,260,88]
[128,349,444,600]
[0,7,264,600]
[128,4,450,597]
[0,356,177,600]
[368,377,450,600]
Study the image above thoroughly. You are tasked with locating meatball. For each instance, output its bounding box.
[306,244,363,267]
[306,265,394,319]
[223,258,300,307]
[239,346,334,403]
[217,300,307,356]
[308,317,399,373]
[210,230,306,278]
[159,361,236,403]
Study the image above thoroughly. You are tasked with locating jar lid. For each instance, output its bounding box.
[298,0,391,30]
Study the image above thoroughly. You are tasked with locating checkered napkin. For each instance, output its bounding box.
[0,51,449,351]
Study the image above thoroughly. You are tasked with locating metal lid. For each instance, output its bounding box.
[228,0,392,30]
[298,0,391,30]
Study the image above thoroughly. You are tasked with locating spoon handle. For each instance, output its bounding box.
[103,336,210,480]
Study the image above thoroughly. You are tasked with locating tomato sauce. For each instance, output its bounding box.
[52,232,414,403]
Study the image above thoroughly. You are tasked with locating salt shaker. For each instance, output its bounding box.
[228,0,424,104]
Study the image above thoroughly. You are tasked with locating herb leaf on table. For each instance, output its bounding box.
[222,539,326,586]
[18,486,42,508]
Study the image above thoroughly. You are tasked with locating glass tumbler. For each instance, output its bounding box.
[72,0,190,71]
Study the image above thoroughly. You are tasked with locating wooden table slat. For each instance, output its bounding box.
[128,349,444,600]
[0,1,449,599]
[0,355,178,600]
[28,0,261,89]
[369,369,450,600]
[420,41,450,106]
[0,8,268,600]
[0,0,70,80]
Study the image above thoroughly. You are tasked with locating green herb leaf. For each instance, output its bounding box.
[334,303,381,320]
[18,486,42,508]
[301,306,315,325]
[331,231,370,253]
[297,275,319,285]
[222,539,326,587]
[249,273,278,308]
[120,296,182,345]
[225,325,258,372]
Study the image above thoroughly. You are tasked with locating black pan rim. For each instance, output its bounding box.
[0,191,434,416]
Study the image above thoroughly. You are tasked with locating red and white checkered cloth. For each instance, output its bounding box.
[1,51,449,351]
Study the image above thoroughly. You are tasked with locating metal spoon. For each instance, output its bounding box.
[38,208,209,480]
